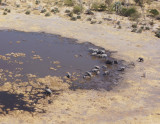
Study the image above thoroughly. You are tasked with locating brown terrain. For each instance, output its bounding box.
[0,0,160,123]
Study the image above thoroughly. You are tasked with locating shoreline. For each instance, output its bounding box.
[0,12,160,124]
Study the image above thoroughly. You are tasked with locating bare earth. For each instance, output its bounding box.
[0,12,160,124]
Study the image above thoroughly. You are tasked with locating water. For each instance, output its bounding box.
[0,30,124,90]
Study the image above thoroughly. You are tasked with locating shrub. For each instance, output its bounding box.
[73,5,83,14]
[145,27,150,30]
[51,8,59,14]
[137,28,142,33]
[7,9,11,13]
[41,9,46,13]
[131,28,137,32]
[64,0,74,6]
[113,2,122,14]
[132,23,137,28]
[0,0,2,4]
[91,3,107,11]
[86,17,92,21]
[120,7,140,20]
[99,3,107,11]
[77,15,81,19]
[121,7,137,17]
[90,20,97,24]
[65,10,71,13]
[25,11,30,15]
[130,12,141,21]
[149,9,159,17]
[3,12,7,15]
[35,0,40,5]
[118,25,122,29]
[70,17,77,21]
[91,3,99,11]
[45,12,51,17]
[155,29,160,38]
[67,12,73,17]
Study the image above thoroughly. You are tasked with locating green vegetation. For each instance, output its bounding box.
[67,12,73,17]
[70,17,77,21]
[3,12,7,15]
[91,3,107,11]
[77,15,81,19]
[35,0,40,5]
[51,8,59,14]
[120,7,141,20]
[25,11,30,15]
[45,12,51,17]
[132,23,137,28]
[73,5,83,14]
[0,0,2,5]
[65,10,71,13]
[155,29,160,38]
[64,0,74,6]
[149,9,159,17]
[113,2,122,14]
[41,9,47,13]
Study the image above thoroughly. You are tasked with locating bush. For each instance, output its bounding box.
[64,0,74,6]
[137,28,142,33]
[149,9,159,17]
[70,17,77,21]
[121,7,137,17]
[45,12,51,17]
[77,15,81,19]
[51,8,59,14]
[132,23,137,28]
[41,9,46,13]
[131,28,137,32]
[65,10,71,13]
[7,9,11,13]
[145,27,150,30]
[91,3,107,11]
[67,12,73,17]
[120,7,140,20]
[25,11,30,15]
[0,0,2,4]
[155,29,160,38]
[113,2,122,14]
[35,0,40,5]
[3,12,7,15]
[90,20,97,24]
[86,17,92,21]
[73,5,83,14]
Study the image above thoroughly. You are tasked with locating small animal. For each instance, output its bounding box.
[103,71,110,76]
[138,57,144,62]
[117,67,125,71]
[106,60,113,65]
[94,66,100,70]
[45,86,52,96]
[66,72,71,78]
[102,65,107,70]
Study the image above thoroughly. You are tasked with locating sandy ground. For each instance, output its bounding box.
[0,12,160,124]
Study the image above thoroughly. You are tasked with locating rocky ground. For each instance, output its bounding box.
[0,0,160,124]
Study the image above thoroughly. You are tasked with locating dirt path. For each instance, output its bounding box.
[0,12,160,124]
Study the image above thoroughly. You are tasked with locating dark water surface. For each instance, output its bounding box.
[0,30,124,90]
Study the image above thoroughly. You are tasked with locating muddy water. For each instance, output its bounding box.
[0,30,124,90]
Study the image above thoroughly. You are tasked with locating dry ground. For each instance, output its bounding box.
[0,10,160,124]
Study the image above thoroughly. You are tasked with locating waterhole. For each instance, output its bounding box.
[0,30,126,113]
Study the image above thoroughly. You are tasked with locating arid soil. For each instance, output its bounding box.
[0,9,160,124]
